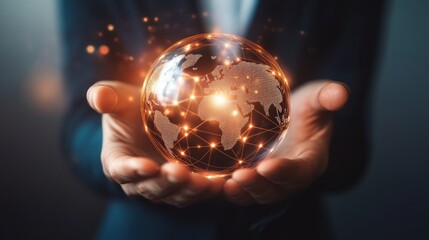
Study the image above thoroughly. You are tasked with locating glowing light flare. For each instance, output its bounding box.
[185,44,191,52]
[210,143,216,148]
[213,93,227,106]
[86,45,95,54]
[107,24,114,31]
[143,17,148,23]
[98,45,110,55]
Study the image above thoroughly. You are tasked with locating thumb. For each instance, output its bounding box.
[292,80,349,117]
[87,81,140,115]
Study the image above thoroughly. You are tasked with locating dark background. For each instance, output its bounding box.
[0,0,428,239]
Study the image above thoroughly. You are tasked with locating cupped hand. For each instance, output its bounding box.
[87,81,224,207]
[223,80,349,205]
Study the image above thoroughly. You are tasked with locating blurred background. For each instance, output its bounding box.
[0,0,428,239]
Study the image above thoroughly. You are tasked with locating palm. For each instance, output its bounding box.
[223,80,349,205]
[88,81,224,208]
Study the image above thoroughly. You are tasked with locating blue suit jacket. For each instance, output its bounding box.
[60,1,383,239]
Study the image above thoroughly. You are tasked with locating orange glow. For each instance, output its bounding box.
[154,17,159,22]
[86,45,95,54]
[107,24,114,31]
[143,17,148,23]
[98,45,110,55]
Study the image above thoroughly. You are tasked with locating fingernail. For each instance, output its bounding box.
[167,175,180,183]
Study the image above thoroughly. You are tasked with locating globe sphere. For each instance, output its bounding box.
[141,33,290,177]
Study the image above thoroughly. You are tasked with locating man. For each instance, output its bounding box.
[61,0,383,239]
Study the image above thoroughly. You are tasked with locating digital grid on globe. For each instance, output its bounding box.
[141,33,290,177]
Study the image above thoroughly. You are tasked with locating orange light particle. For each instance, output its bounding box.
[98,45,110,55]
[107,24,114,31]
[143,17,148,23]
[86,45,95,54]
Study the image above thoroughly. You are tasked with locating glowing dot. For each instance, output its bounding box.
[180,151,185,156]
[148,110,152,114]
[224,43,230,48]
[249,124,253,128]
[164,109,170,115]
[86,45,95,54]
[259,143,263,148]
[183,125,189,130]
[128,56,134,61]
[154,17,159,22]
[246,76,250,79]
[238,160,243,164]
[272,71,276,75]
[270,148,274,152]
[242,137,247,142]
[185,44,191,52]
[197,145,201,148]
[224,60,231,66]
[232,110,238,116]
[128,96,134,102]
[236,57,241,61]
[254,90,258,94]
[173,100,178,105]
[184,133,189,137]
[214,94,226,105]
[143,17,148,23]
[107,24,114,31]
[98,45,110,55]
[181,111,185,116]
[190,94,195,100]
[144,125,148,132]
[210,143,216,148]
[207,34,212,39]
[193,76,199,82]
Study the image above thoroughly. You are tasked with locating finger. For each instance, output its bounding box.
[293,81,349,118]
[257,157,316,191]
[232,169,287,204]
[318,82,349,111]
[87,81,140,114]
[224,179,256,206]
[133,163,190,200]
[103,152,160,184]
[160,173,222,207]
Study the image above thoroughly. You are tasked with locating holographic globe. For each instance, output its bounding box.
[141,33,290,177]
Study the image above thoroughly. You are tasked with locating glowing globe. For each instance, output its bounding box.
[141,33,290,177]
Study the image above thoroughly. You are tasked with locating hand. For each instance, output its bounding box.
[223,80,349,205]
[87,81,224,207]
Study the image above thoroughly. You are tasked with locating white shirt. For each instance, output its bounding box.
[199,0,259,36]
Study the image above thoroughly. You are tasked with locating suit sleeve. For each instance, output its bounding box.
[314,0,384,192]
[59,0,125,197]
